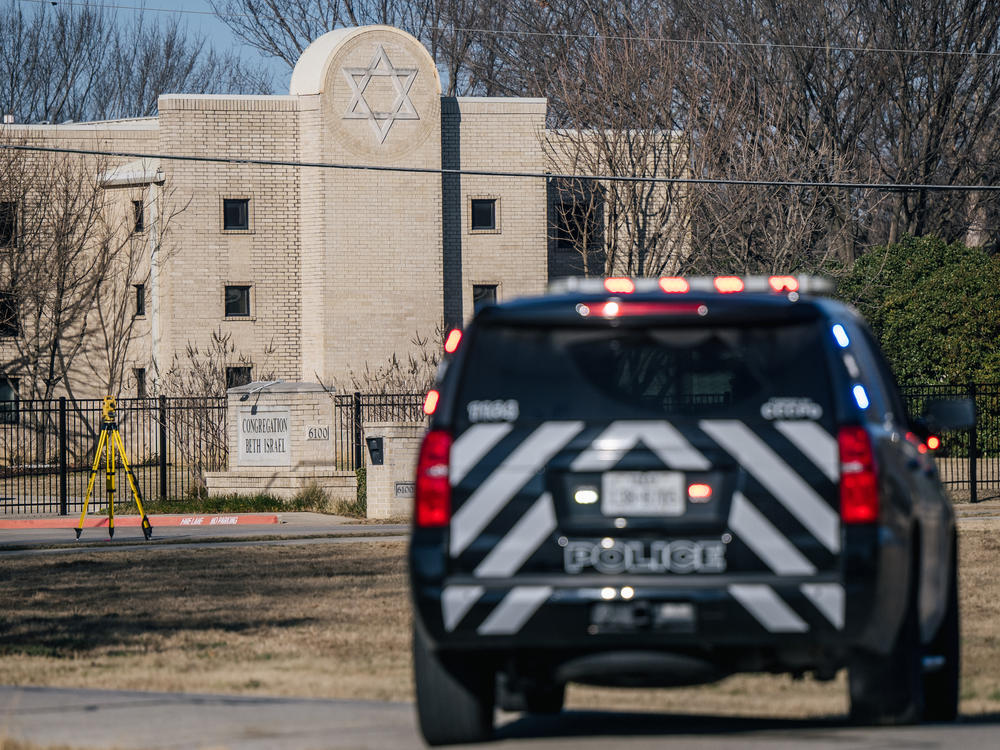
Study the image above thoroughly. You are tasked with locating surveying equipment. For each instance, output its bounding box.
[75,397,153,540]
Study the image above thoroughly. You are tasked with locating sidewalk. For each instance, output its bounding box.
[0,513,281,529]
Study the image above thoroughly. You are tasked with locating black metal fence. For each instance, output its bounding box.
[0,396,226,515]
[333,392,426,470]
[901,383,1000,502]
[3,386,996,514]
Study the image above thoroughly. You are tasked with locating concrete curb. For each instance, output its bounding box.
[0,514,279,529]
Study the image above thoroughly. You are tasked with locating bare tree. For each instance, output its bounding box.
[542,5,701,276]
[156,327,278,398]
[0,140,120,403]
[211,0,510,96]
[335,327,444,395]
[0,0,271,123]
[84,173,190,398]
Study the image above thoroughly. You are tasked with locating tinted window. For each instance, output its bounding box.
[470,199,496,231]
[456,321,834,428]
[226,367,252,389]
[223,199,249,231]
[225,285,250,317]
[0,377,18,424]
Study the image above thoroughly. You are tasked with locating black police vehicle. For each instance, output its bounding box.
[409,275,973,745]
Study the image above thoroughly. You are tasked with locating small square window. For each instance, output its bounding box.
[0,292,17,337]
[223,198,249,231]
[134,367,147,398]
[224,285,251,317]
[134,283,146,317]
[470,198,496,231]
[0,376,18,424]
[0,201,16,247]
[473,284,498,314]
[226,366,252,390]
[132,200,144,233]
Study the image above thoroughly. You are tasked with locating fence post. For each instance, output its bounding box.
[969,383,978,504]
[353,391,363,470]
[158,395,168,500]
[58,396,67,516]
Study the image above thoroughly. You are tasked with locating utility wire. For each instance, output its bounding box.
[1,142,996,193]
[18,0,1000,60]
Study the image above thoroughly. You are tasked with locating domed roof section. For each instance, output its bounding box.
[289,25,441,97]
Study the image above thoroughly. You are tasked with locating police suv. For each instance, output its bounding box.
[409,275,973,745]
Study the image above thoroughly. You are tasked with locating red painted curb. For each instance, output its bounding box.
[0,514,279,530]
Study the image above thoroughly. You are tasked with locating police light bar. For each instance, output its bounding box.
[548,275,835,295]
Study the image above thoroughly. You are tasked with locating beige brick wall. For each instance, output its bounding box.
[363,420,424,519]
[449,97,549,323]
[3,26,559,402]
[157,95,302,385]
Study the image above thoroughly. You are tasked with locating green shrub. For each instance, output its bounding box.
[838,235,1000,384]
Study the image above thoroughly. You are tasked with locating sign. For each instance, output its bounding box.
[237,407,291,467]
[306,425,330,441]
[394,481,415,499]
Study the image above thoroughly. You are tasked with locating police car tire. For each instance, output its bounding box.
[923,537,960,722]
[523,683,565,714]
[848,557,925,725]
[413,625,495,745]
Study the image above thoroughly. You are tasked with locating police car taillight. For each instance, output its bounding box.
[415,429,452,527]
[838,426,879,524]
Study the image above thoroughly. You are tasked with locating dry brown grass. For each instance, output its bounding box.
[0,542,412,700]
[1,525,999,719]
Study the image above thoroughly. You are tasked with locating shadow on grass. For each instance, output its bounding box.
[0,543,406,655]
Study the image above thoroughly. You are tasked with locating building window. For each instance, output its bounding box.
[469,196,500,233]
[132,200,144,233]
[224,285,251,317]
[134,283,146,317]
[0,201,15,247]
[0,292,17,336]
[226,366,252,390]
[473,284,498,314]
[134,368,147,398]
[0,377,18,424]
[223,198,250,231]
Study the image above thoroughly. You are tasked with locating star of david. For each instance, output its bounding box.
[342,45,419,144]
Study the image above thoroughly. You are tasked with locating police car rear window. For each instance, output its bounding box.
[456,321,834,427]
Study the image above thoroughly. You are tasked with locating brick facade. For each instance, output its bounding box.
[1,26,562,398]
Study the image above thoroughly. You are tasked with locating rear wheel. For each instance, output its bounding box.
[849,558,925,725]
[413,625,495,745]
[923,533,960,722]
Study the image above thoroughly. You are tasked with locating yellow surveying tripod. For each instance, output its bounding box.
[75,397,153,540]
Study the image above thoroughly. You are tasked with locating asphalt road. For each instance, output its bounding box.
[2,685,999,750]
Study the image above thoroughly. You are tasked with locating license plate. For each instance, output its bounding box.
[601,471,685,516]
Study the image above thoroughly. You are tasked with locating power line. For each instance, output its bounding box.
[1,141,996,193]
[17,0,1000,60]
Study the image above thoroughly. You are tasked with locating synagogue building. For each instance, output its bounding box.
[1,25,592,400]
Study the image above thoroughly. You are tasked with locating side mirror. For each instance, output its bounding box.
[923,398,976,432]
